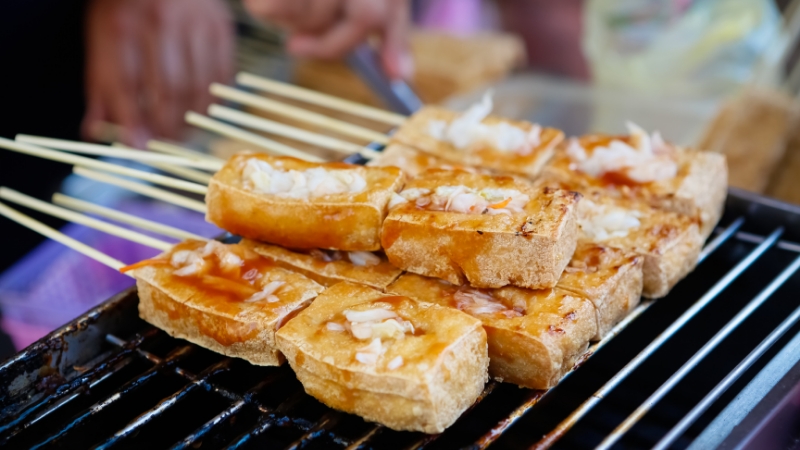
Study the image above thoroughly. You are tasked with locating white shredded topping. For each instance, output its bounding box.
[454,289,523,318]
[244,280,285,303]
[347,251,381,267]
[355,338,386,365]
[567,122,677,183]
[344,307,414,348]
[387,356,404,370]
[326,322,345,332]
[399,185,529,215]
[427,91,541,155]
[242,159,367,198]
[578,199,642,241]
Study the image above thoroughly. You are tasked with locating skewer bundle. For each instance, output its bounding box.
[0,73,728,434]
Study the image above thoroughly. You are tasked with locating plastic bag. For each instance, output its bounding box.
[583,0,782,97]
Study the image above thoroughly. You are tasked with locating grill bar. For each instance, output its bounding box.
[0,329,156,443]
[29,345,196,449]
[597,251,800,449]
[170,371,287,450]
[653,254,800,449]
[532,226,784,449]
[472,216,745,448]
[93,359,235,449]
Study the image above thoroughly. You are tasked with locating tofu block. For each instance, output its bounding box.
[124,240,324,365]
[557,243,643,339]
[276,282,488,433]
[542,130,727,239]
[240,238,403,291]
[387,274,596,389]
[391,105,563,177]
[368,143,490,177]
[206,151,405,251]
[382,169,580,289]
[568,189,704,299]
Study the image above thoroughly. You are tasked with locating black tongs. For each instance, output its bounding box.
[347,43,423,115]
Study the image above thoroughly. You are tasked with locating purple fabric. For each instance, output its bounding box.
[0,199,221,350]
[417,0,483,34]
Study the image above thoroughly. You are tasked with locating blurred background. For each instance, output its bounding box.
[0,0,799,357]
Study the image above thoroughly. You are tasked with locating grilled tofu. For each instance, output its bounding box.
[392,105,563,178]
[206,151,405,251]
[387,273,596,389]
[382,169,580,289]
[124,240,324,366]
[542,128,727,239]
[240,239,403,291]
[276,282,489,433]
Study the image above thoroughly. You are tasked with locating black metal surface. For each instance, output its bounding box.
[1,190,799,449]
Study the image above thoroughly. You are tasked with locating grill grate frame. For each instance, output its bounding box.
[1,189,800,449]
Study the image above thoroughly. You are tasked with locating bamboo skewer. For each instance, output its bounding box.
[236,72,408,126]
[0,200,129,273]
[0,137,209,195]
[210,83,391,144]
[0,188,173,251]
[15,135,223,171]
[208,105,381,160]
[146,140,224,164]
[52,193,207,242]
[185,112,325,162]
[74,167,209,214]
[110,143,214,184]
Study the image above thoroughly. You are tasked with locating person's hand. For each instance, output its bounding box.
[83,0,234,147]
[243,0,413,80]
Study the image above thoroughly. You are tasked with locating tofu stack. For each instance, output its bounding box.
[128,95,725,434]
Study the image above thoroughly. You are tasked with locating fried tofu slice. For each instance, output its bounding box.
[123,240,324,365]
[542,124,727,238]
[206,151,405,251]
[387,274,596,389]
[276,282,489,434]
[391,102,563,178]
[367,143,490,177]
[240,238,403,291]
[382,169,580,289]
[557,243,643,339]
[571,190,704,298]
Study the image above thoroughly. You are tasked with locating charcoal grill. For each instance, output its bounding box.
[1,187,800,449]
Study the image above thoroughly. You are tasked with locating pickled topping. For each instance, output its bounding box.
[567,122,677,183]
[305,248,381,267]
[387,355,404,370]
[578,199,641,241]
[393,185,529,216]
[427,92,542,155]
[127,240,290,304]
[326,322,346,332]
[388,188,432,209]
[244,280,285,303]
[453,289,524,318]
[242,158,367,198]
[355,338,385,365]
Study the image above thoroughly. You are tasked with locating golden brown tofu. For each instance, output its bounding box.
[387,274,596,389]
[542,131,727,239]
[240,238,403,291]
[123,240,324,365]
[368,143,490,177]
[276,282,489,433]
[557,243,643,339]
[565,189,704,299]
[392,105,563,178]
[382,169,580,289]
[206,151,405,251]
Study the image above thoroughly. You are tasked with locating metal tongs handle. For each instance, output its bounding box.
[347,43,423,115]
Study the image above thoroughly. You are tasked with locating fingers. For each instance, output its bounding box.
[380,0,413,80]
[286,0,385,60]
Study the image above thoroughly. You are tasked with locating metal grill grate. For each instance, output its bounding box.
[2,189,800,449]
